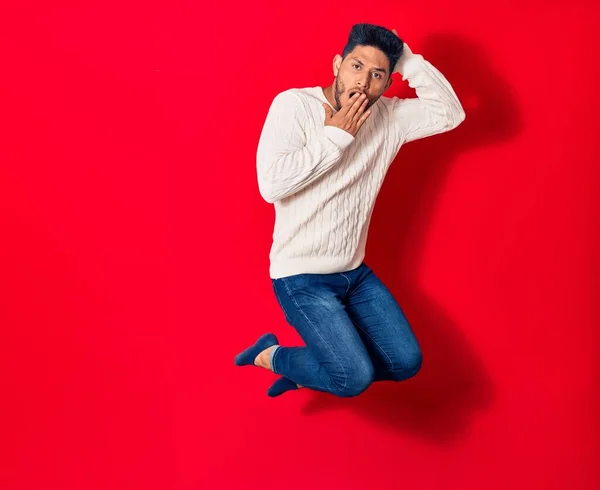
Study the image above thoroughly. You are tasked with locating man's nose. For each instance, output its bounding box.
[357,76,370,90]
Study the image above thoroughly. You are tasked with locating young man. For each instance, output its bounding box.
[235,23,465,397]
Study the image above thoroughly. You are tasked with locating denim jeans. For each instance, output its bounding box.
[270,262,422,397]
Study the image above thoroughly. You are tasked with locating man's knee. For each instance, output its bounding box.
[329,360,375,397]
[390,344,423,381]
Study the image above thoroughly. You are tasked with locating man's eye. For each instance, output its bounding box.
[373,73,381,79]
[353,64,360,69]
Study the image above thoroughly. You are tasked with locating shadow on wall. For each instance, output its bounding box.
[300,33,523,443]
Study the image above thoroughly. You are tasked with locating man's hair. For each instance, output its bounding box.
[341,23,404,77]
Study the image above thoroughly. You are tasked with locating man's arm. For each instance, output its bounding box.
[391,42,466,144]
[256,90,354,203]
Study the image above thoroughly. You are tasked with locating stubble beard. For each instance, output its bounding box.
[333,77,345,111]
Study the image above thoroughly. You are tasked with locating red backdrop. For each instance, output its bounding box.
[1,1,599,489]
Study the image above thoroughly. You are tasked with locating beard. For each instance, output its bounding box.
[333,77,346,111]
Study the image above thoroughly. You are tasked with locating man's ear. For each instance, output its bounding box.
[333,54,342,76]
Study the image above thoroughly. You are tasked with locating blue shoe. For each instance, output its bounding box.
[268,377,299,397]
[234,333,279,366]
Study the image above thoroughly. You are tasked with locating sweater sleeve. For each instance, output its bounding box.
[256,90,354,203]
[391,51,466,144]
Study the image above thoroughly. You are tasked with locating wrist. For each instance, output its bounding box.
[323,125,354,149]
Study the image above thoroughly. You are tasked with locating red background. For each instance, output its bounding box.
[1,1,599,489]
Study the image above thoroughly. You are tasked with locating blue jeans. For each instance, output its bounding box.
[270,262,422,397]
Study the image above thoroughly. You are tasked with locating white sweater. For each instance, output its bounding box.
[256,51,466,279]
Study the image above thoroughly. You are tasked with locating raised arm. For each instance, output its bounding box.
[256,90,354,203]
[390,40,466,144]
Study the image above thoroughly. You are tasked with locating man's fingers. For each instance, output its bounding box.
[347,93,367,117]
[329,93,370,135]
[340,92,360,114]
[352,97,369,121]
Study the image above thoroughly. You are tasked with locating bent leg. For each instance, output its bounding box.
[345,265,423,382]
[271,273,375,397]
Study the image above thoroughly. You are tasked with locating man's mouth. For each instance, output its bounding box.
[348,91,366,99]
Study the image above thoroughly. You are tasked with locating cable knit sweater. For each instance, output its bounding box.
[256,49,466,279]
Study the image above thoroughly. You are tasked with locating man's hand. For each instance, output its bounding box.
[391,29,415,75]
[323,93,371,137]
[391,28,411,55]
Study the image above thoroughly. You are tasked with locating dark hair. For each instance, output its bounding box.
[341,23,404,77]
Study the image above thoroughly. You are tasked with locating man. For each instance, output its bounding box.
[235,23,465,398]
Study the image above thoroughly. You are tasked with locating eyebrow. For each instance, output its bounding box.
[350,57,387,74]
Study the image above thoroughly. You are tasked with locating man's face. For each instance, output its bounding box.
[332,45,393,111]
